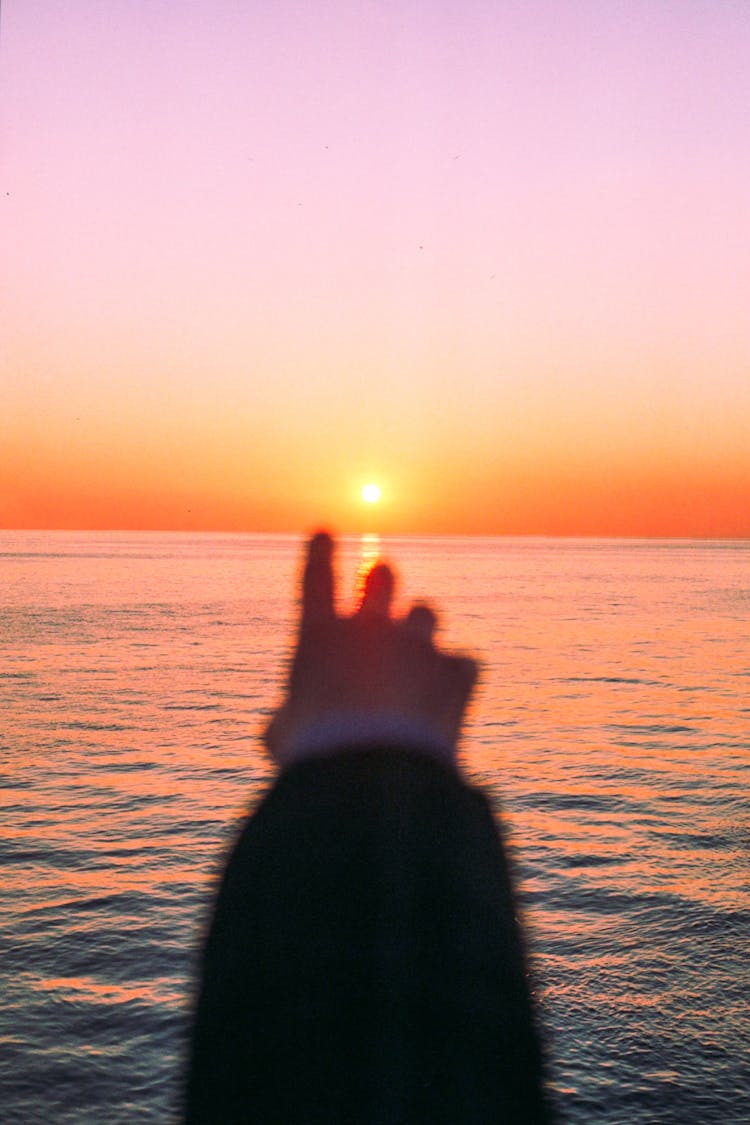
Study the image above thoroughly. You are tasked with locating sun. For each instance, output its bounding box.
[361,483,381,504]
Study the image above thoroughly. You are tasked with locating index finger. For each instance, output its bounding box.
[301,531,336,631]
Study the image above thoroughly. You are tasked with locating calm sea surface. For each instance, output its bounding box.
[1,531,748,1123]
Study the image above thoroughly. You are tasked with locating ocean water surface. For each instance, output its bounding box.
[1,531,748,1123]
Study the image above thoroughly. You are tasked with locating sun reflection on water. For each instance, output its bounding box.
[354,532,381,603]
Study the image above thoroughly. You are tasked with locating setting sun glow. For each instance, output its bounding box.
[2,4,749,538]
[362,484,382,504]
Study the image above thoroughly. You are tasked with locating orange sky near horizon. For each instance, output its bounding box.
[2,2,749,538]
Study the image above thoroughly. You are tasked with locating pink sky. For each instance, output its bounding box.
[2,1,749,535]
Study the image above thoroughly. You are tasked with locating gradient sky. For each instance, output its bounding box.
[2,1,749,535]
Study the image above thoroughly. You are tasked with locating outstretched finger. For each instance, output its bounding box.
[301,531,336,631]
[358,562,394,618]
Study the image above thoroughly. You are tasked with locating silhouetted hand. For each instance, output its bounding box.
[264,532,478,766]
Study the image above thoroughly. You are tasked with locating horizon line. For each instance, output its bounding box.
[2,526,749,543]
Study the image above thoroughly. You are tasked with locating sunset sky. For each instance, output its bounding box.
[2,1,749,536]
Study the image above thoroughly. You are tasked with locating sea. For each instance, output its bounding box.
[1,531,748,1124]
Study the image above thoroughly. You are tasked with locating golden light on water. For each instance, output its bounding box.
[354,532,381,602]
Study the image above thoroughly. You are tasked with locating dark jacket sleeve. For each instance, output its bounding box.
[185,748,551,1124]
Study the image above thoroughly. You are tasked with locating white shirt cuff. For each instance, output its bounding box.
[282,711,456,769]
